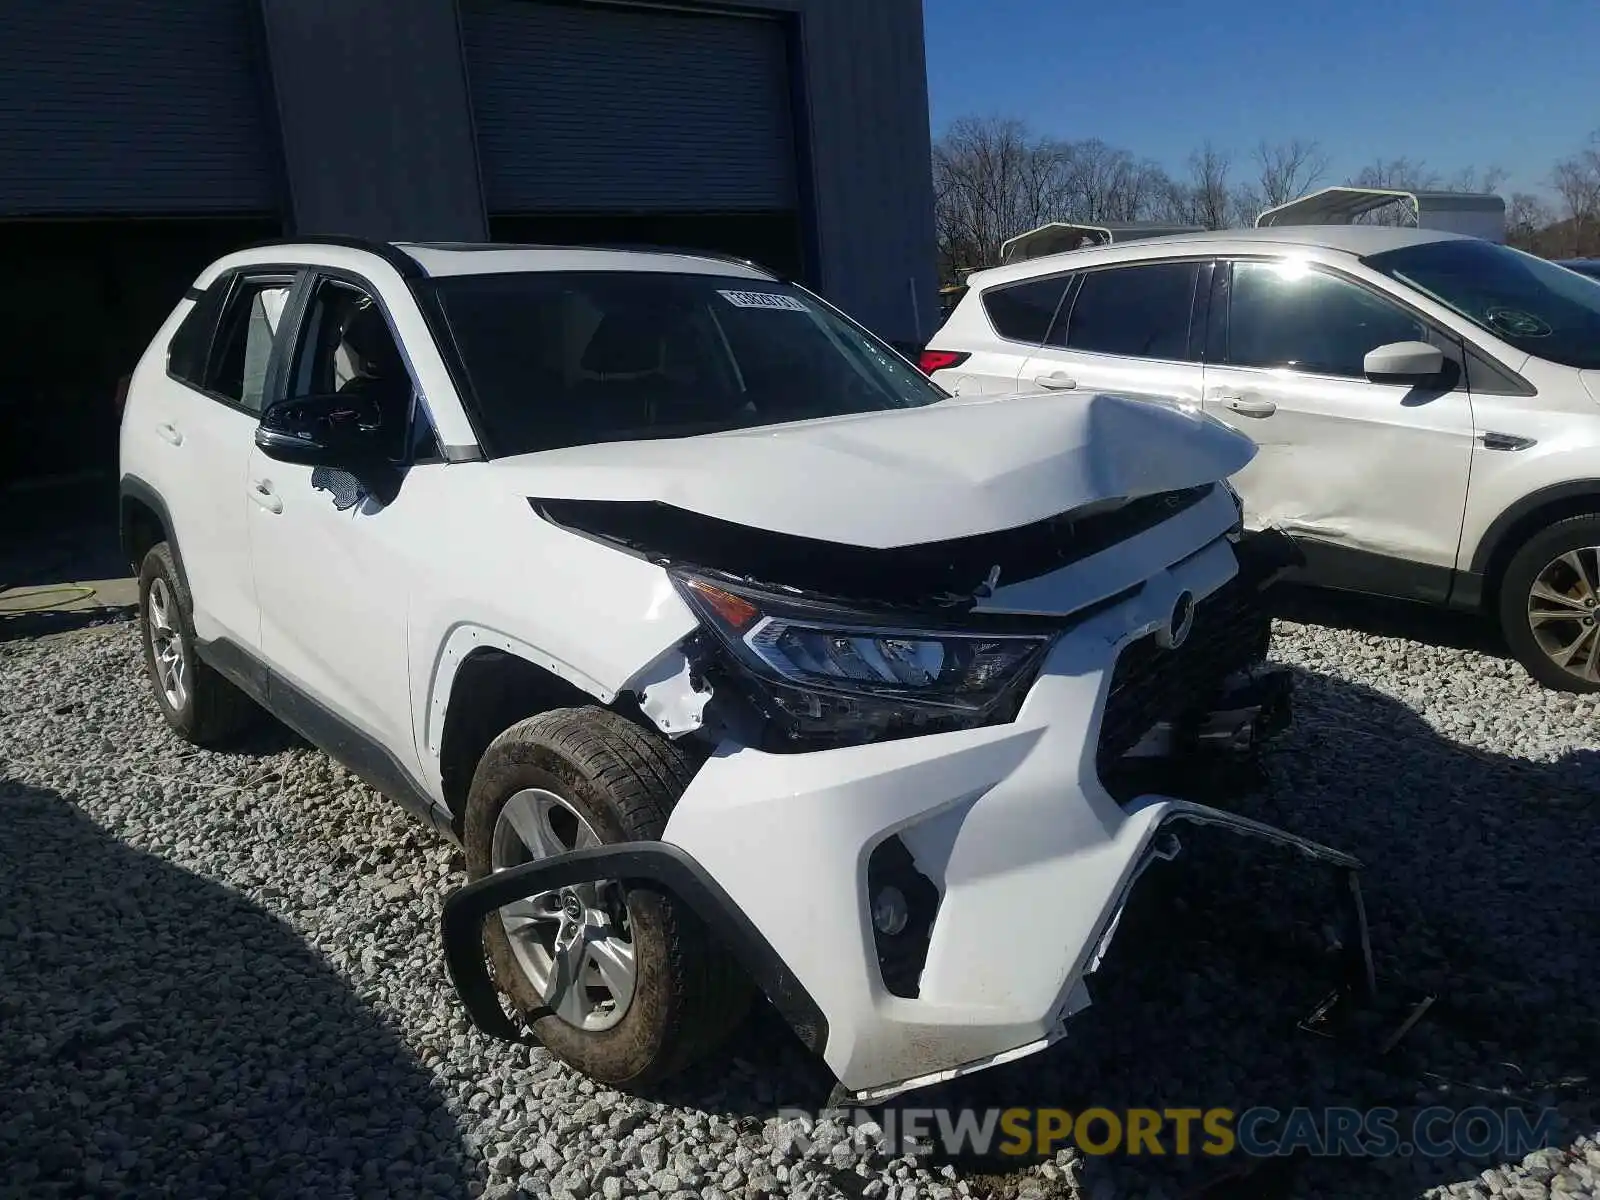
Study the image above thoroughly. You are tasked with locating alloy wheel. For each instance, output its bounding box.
[1526,547,1600,685]
[490,788,636,1031]
[146,577,189,711]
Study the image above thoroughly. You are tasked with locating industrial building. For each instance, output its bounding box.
[0,0,938,486]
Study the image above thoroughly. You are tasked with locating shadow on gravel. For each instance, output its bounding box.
[1268,584,1509,660]
[654,666,1599,1199]
[0,779,474,1199]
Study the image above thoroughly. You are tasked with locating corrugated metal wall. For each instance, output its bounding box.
[0,1,278,215]
[787,0,940,345]
[255,0,487,241]
[463,1,797,213]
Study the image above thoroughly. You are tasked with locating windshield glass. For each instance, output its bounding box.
[428,271,944,456]
[1363,239,1600,369]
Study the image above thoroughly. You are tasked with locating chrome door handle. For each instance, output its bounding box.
[1034,372,1078,390]
[1219,395,1277,418]
[156,422,183,446]
[249,479,283,515]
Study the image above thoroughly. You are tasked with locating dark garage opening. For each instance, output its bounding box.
[0,217,280,491]
[487,211,808,281]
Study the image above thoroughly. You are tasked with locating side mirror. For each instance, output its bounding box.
[1363,341,1445,384]
[255,393,388,469]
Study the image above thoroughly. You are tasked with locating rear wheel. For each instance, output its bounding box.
[463,706,751,1088]
[137,543,260,744]
[1498,515,1600,693]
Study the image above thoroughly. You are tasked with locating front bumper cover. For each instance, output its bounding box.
[441,805,1374,1103]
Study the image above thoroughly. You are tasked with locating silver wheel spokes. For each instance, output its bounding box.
[1527,547,1600,683]
[491,788,636,1030]
[146,577,189,710]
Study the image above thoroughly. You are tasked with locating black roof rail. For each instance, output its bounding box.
[240,234,427,280]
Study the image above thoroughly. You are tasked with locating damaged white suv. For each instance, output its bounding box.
[119,238,1369,1104]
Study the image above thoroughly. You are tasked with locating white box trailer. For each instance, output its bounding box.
[1255,186,1507,243]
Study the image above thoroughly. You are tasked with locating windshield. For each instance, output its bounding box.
[428,271,945,456]
[1363,239,1600,370]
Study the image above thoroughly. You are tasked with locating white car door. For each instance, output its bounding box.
[1202,258,1475,600]
[1016,259,1210,412]
[146,271,296,649]
[245,273,432,773]
[929,275,1072,395]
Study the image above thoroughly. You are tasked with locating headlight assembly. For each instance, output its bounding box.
[673,572,1053,749]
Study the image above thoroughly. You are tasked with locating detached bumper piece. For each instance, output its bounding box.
[440,841,829,1054]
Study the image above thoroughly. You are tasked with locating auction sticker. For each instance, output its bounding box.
[718,289,810,312]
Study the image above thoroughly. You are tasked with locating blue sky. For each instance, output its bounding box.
[920,0,1598,197]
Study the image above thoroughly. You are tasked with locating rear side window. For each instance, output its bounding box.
[207,279,295,412]
[1065,262,1202,360]
[981,277,1069,344]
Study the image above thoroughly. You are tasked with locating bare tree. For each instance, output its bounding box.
[1185,142,1236,230]
[932,117,1075,277]
[1252,138,1331,209]
[1550,130,1600,251]
[1506,192,1555,251]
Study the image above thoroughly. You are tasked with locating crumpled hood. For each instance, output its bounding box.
[493,391,1256,549]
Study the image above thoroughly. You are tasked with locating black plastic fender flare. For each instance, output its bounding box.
[440,840,829,1055]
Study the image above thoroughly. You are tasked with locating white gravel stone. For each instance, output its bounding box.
[3,616,1597,1199]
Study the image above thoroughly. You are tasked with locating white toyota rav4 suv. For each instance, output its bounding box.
[923,226,1600,692]
[118,237,1368,1103]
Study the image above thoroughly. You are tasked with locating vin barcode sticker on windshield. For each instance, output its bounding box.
[717,290,810,312]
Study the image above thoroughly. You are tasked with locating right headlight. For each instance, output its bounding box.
[672,572,1054,749]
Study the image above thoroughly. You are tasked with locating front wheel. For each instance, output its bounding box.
[463,706,751,1088]
[1498,515,1600,693]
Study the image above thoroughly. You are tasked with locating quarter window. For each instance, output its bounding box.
[981,277,1069,344]
[1226,261,1428,378]
[167,281,229,389]
[1064,262,1201,360]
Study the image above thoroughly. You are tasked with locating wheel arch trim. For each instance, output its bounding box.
[1468,480,1600,582]
[422,624,617,768]
[119,474,188,592]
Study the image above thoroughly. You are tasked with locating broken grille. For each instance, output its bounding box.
[1094,574,1271,779]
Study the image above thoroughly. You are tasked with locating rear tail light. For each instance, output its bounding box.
[917,349,970,376]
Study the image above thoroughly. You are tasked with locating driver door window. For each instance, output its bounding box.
[1225,261,1428,376]
[290,279,418,460]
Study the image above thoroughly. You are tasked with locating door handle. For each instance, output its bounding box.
[155,422,183,446]
[1218,395,1277,418]
[249,479,283,515]
[1034,372,1078,390]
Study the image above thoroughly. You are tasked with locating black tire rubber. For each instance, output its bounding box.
[1497,514,1600,694]
[463,706,752,1088]
[137,543,261,745]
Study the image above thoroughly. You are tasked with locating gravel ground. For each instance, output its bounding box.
[2,613,1598,1200]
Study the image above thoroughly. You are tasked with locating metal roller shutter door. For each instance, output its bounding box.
[0,1,277,216]
[462,0,797,213]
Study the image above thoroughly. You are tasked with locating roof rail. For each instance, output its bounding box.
[1000,221,1205,264]
[242,235,428,279]
[1255,187,1507,243]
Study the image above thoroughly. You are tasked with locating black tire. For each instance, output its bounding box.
[137,543,261,745]
[463,706,752,1088]
[1497,515,1600,694]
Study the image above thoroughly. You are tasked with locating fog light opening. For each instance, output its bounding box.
[872,886,910,936]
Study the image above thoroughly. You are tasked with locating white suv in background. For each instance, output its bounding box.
[923,226,1600,692]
